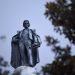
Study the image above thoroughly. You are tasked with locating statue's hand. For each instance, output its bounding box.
[31,43,40,48]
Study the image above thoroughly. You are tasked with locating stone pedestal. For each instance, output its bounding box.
[12,66,36,75]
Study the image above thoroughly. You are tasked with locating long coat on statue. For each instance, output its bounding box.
[11,29,41,68]
[11,33,21,68]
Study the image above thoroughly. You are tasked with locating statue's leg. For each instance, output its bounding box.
[19,42,27,66]
[26,45,33,66]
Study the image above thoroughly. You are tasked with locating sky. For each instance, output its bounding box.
[0,0,75,72]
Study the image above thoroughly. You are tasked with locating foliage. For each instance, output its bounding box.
[42,0,75,75]
[0,56,10,75]
[45,36,71,58]
[43,35,75,75]
[45,0,75,44]
[42,55,75,75]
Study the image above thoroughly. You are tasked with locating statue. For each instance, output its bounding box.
[11,20,41,68]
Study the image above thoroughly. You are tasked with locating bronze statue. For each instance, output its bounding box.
[11,20,41,68]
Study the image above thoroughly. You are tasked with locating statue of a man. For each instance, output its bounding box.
[11,20,41,68]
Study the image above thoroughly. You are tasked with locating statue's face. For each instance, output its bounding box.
[24,23,30,28]
[23,20,30,28]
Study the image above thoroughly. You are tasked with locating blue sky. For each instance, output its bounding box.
[0,0,75,71]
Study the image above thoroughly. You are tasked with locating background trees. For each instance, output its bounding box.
[45,0,75,44]
[0,56,10,75]
[42,0,75,75]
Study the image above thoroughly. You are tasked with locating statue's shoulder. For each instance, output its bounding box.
[20,29,25,31]
[19,29,25,35]
[29,29,34,33]
[30,29,33,31]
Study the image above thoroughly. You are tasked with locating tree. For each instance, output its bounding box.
[0,56,10,75]
[42,0,75,75]
[45,0,75,44]
[42,36,75,75]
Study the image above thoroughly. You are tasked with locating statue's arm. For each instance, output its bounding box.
[12,34,20,43]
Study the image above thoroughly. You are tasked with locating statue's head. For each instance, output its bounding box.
[23,20,30,28]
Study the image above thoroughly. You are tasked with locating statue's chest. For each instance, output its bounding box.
[22,29,29,39]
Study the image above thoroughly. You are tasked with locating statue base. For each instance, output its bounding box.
[12,66,37,75]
